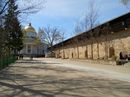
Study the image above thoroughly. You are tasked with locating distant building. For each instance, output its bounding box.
[52,12,130,60]
[20,23,47,57]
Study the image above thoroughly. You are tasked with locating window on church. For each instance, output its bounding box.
[28,45,31,53]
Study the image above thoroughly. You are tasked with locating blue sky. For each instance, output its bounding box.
[22,0,129,39]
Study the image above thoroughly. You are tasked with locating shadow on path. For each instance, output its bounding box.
[0,59,130,97]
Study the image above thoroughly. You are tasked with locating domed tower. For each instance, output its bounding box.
[24,23,37,38]
[20,23,45,57]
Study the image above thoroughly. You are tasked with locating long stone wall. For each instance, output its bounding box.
[54,29,130,60]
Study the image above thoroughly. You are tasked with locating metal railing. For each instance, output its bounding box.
[0,56,17,70]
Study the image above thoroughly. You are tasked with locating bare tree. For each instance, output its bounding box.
[0,0,9,27]
[0,0,45,17]
[86,0,100,59]
[0,0,45,59]
[38,26,63,52]
[84,0,99,31]
[120,0,130,5]
[0,0,9,16]
[58,30,66,43]
[17,0,45,14]
[74,21,84,35]
[0,0,45,27]
[74,0,99,35]
[73,0,100,59]
[120,0,130,10]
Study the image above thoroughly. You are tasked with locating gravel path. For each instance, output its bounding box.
[37,58,130,82]
[0,58,129,97]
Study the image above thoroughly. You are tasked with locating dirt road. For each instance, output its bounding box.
[0,58,130,97]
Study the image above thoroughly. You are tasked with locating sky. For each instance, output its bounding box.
[22,0,129,40]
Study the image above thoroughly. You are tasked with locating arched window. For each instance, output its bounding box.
[109,47,115,58]
[72,53,73,58]
[28,45,31,54]
[85,50,88,58]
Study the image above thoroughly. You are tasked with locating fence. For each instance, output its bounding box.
[0,56,17,70]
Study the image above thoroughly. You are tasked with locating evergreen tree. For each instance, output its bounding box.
[4,0,23,55]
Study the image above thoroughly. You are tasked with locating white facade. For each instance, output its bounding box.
[20,23,46,57]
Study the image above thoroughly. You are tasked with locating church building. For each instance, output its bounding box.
[20,23,47,57]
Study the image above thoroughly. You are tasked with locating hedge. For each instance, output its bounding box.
[0,56,17,70]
